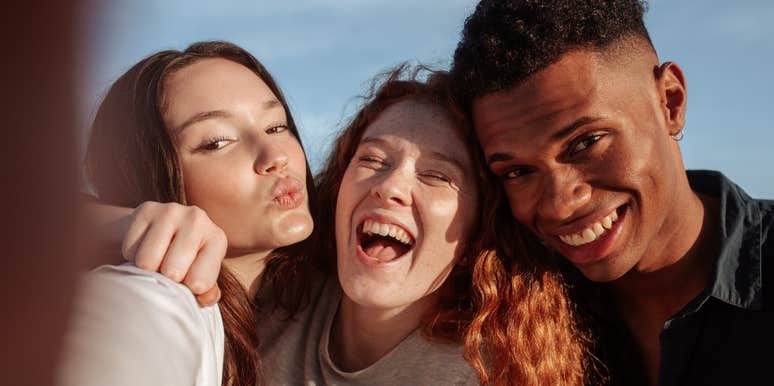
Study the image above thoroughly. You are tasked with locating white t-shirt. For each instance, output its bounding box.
[57,264,224,386]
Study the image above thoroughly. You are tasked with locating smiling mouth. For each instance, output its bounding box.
[357,219,415,262]
[557,205,626,247]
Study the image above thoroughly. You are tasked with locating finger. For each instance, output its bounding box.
[159,224,203,283]
[195,285,221,307]
[121,213,152,262]
[132,220,176,274]
[183,230,227,295]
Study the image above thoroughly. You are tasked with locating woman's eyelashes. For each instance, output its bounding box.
[357,151,456,186]
[191,123,290,153]
[265,124,289,135]
[195,136,235,152]
[358,155,390,170]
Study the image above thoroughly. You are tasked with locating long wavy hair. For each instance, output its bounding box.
[466,177,599,385]
[292,64,593,385]
[85,41,316,386]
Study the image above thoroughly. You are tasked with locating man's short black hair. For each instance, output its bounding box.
[451,0,652,104]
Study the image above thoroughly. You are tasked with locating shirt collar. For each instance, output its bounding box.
[687,170,764,311]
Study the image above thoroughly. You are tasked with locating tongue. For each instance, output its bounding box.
[363,239,405,262]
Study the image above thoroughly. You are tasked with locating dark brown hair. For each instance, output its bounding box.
[299,64,591,385]
[85,40,315,386]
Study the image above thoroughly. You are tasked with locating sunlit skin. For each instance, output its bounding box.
[473,46,705,282]
[472,44,714,383]
[332,100,478,371]
[162,58,313,289]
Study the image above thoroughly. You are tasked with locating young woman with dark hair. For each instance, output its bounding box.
[58,41,315,386]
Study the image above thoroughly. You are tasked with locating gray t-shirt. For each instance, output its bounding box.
[259,275,479,386]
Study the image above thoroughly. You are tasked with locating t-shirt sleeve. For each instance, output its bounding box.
[57,264,223,386]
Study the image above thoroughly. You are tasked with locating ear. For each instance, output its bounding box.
[656,62,687,137]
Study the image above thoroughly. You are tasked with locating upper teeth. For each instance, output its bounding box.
[362,219,413,246]
[558,210,619,247]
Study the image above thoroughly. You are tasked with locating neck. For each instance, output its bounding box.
[610,190,718,313]
[221,250,271,298]
[607,189,719,385]
[329,293,437,372]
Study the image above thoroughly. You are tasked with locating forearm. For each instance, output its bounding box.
[78,195,134,267]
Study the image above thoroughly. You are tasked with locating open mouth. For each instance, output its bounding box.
[557,205,627,247]
[357,218,415,263]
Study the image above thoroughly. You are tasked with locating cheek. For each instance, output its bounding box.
[335,168,359,238]
[424,190,470,243]
[180,158,252,220]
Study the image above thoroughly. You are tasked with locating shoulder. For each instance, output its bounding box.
[58,264,223,386]
[84,264,205,308]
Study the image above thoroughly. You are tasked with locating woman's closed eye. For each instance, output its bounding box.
[358,155,390,170]
[419,171,451,183]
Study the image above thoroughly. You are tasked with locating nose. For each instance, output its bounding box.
[254,142,289,175]
[369,167,413,207]
[537,167,591,223]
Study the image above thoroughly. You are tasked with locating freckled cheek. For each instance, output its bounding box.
[423,193,470,243]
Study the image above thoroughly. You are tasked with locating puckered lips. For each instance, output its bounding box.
[270,176,305,209]
[355,216,416,265]
[551,204,629,266]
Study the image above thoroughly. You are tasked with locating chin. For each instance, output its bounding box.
[272,214,314,246]
[577,259,633,283]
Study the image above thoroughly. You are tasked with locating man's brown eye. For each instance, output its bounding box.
[571,134,602,155]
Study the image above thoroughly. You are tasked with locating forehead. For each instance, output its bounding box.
[362,100,468,160]
[472,51,603,145]
[162,58,280,125]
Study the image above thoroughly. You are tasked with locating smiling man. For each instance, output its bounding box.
[451,1,774,385]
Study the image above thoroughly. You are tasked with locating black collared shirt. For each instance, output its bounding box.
[657,170,774,386]
[576,170,774,386]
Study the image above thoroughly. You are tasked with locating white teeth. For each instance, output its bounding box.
[362,219,414,246]
[582,228,597,243]
[558,209,621,247]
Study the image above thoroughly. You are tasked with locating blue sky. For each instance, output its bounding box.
[77,0,774,197]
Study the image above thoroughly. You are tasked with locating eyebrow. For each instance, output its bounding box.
[360,136,467,173]
[174,110,231,133]
[173,99,283,133]
[486,115,605,166]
